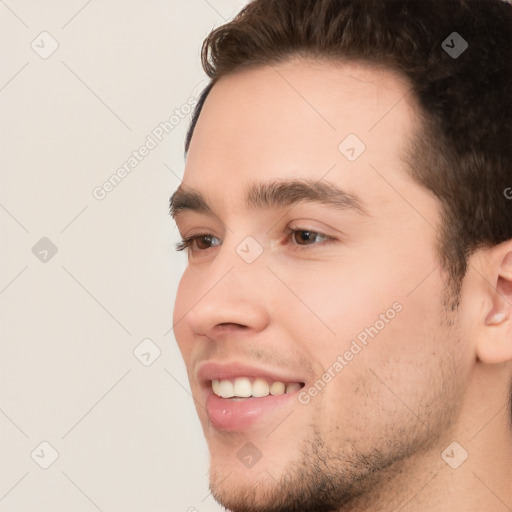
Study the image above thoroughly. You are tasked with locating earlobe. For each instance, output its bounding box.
[476,248,512,364]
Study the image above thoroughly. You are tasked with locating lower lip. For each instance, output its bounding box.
[205,389,298,431]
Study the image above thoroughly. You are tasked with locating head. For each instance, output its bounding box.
[171,1,512,511]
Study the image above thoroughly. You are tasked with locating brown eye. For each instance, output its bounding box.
[175,233,221,253]
[195,235,216,250]
[291,230,326,245]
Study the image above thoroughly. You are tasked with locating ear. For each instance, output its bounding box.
[475,241,512,364]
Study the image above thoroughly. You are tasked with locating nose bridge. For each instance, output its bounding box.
[183,240,271,336]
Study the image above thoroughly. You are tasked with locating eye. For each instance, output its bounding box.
[175,233,220,252]
[174,227,335,254]
[287,228,332,247]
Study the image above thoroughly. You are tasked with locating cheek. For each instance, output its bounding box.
[299,244,439,345]
[278,257,406,351]
[288,253,450,389]
[320,273,457,422]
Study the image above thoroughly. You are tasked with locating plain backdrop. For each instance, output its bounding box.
[0,1,248,510]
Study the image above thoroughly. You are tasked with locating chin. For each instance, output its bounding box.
[209,467,277,512]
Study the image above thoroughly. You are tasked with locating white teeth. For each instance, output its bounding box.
[211,378,302,398]
[233,377,252,398]
[218,379,234,398]
[252,378,270,397]
[269,381,285,396]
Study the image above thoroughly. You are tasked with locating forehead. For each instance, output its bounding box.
[182,57,424,216]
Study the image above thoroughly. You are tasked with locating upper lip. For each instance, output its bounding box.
[196,360,306,388]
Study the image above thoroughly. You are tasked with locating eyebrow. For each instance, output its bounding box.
[169,178,369,220]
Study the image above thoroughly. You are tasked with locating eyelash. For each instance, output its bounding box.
[175,228,335,254]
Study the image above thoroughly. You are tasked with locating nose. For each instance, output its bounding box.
[176,251,271,341]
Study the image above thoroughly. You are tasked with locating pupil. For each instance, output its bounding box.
[198,236,212,249]
[299,231,312,243]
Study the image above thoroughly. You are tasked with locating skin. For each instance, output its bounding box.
[172,58,512,512]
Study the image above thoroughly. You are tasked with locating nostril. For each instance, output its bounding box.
[216,323,249,330]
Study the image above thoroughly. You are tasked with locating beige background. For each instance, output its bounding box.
[0,1,248,510]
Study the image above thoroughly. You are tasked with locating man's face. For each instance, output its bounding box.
[172,59,473,511]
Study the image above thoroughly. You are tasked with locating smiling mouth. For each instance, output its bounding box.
[211,377,305,399]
